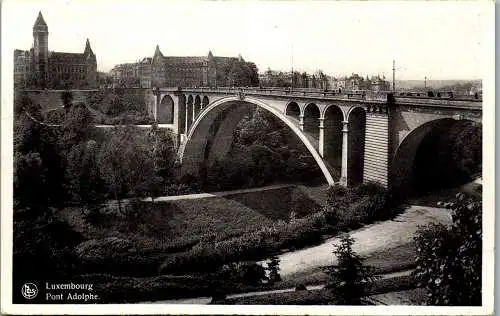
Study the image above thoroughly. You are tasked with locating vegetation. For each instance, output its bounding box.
[202,108,323,190]
[215,58,259,87]
[13,84,482,304]
[12,95,183,301]
[87,88,155,125]
[266,255,282,284]
[325,183,396,229]
[414,192,482,306]
[325,234,378,305]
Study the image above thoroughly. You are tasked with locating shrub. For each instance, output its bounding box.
[414,193,482,306]
[325,234,378,305]
[326,182,393,229]
[266,255,282,283]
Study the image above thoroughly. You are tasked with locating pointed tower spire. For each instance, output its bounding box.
[154,45,164,58]
[84,38,94,55]
[208,50,214,58]
[33,11,48,32]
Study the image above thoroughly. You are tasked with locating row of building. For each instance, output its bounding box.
[14,11,391,93]
[109,48,257,88]
[258,69,391,92]
[14,12,98,89]
[14,12,258,90]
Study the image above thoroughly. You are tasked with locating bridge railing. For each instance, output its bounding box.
[166,86,392,101]
[159,86,482,106]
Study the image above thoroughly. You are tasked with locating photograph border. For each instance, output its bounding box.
[1,1,495,314]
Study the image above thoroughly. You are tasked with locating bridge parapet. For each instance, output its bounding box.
[158,87,392,103]
[394,96,482,110]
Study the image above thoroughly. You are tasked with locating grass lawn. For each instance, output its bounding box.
[57,186,321,252]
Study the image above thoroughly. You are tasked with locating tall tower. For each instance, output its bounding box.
[84,39,97,87]
[33,11,49,87]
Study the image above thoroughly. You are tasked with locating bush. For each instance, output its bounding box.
[325,234,378,305]
[159,211,325,275]
[266,255,282,283]
[326,182,393,229]
[414,193,481,305]
[158,183,395,276]
[13,213,83,303]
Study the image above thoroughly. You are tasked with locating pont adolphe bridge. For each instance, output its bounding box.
[150,86,482,193]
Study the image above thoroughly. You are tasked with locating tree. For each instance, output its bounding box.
[266,255,282,283]
[66,140,106,210]
[14,106,67,207]
[61,89,73,108]
[148,123,177,180]
[14,152,48,211]
[325,234,378,305]
[59,102,94,153]
[97,126,159,211]
[414,192,482,305]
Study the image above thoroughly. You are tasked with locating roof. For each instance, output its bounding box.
[14,49,30,57]
[49,52,86,63]
[163,56,208,65]
[33,11,48,31]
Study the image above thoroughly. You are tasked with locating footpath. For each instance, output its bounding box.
[146,204,452,304]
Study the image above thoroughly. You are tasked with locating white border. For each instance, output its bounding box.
[1,1,495,315]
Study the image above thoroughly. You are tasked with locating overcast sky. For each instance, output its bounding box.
[3,0,492,80]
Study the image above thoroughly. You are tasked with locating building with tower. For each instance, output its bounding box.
[14,11,98,89]
[110,46,258,88]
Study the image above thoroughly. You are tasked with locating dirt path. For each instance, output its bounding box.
[277,205,451,279]
[105,184,294,206]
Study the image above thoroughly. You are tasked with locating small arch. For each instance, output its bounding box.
[202,96,209,109]
[346,105,366,122]
[303,102,321,141]
[178,94,186,134]
[194,95,202,117]
[186,95,194,131]
[323,104,347,121]
[158,94,174,124]
[323,104,344,180]
[347,107,366,186]
[285,101,301,121]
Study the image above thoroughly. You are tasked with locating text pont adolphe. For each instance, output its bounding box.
[45,282,99,302]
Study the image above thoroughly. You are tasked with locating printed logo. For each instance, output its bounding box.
[21,283,38,299]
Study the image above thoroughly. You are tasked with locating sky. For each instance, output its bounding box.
[2,0,493,80]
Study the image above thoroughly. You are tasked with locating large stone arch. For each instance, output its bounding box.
[323,104,344,180]
[158,95,174,124]
[180,96,335,185]
[347,107,366,186]
[390,118,481,196]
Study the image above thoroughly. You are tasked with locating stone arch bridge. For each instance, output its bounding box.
[152,87,482,193]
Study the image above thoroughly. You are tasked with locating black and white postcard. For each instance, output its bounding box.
[1,0,494,315]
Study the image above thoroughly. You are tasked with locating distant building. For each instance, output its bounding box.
[330,73,390,92]
[13,11,98,89]
[111,46,257,88]
[259,69,331,90]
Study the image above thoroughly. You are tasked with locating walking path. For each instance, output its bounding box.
[145,204,451,304]
[146,269,414,304]
[276,204,451,278]
[107,184,294,206]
